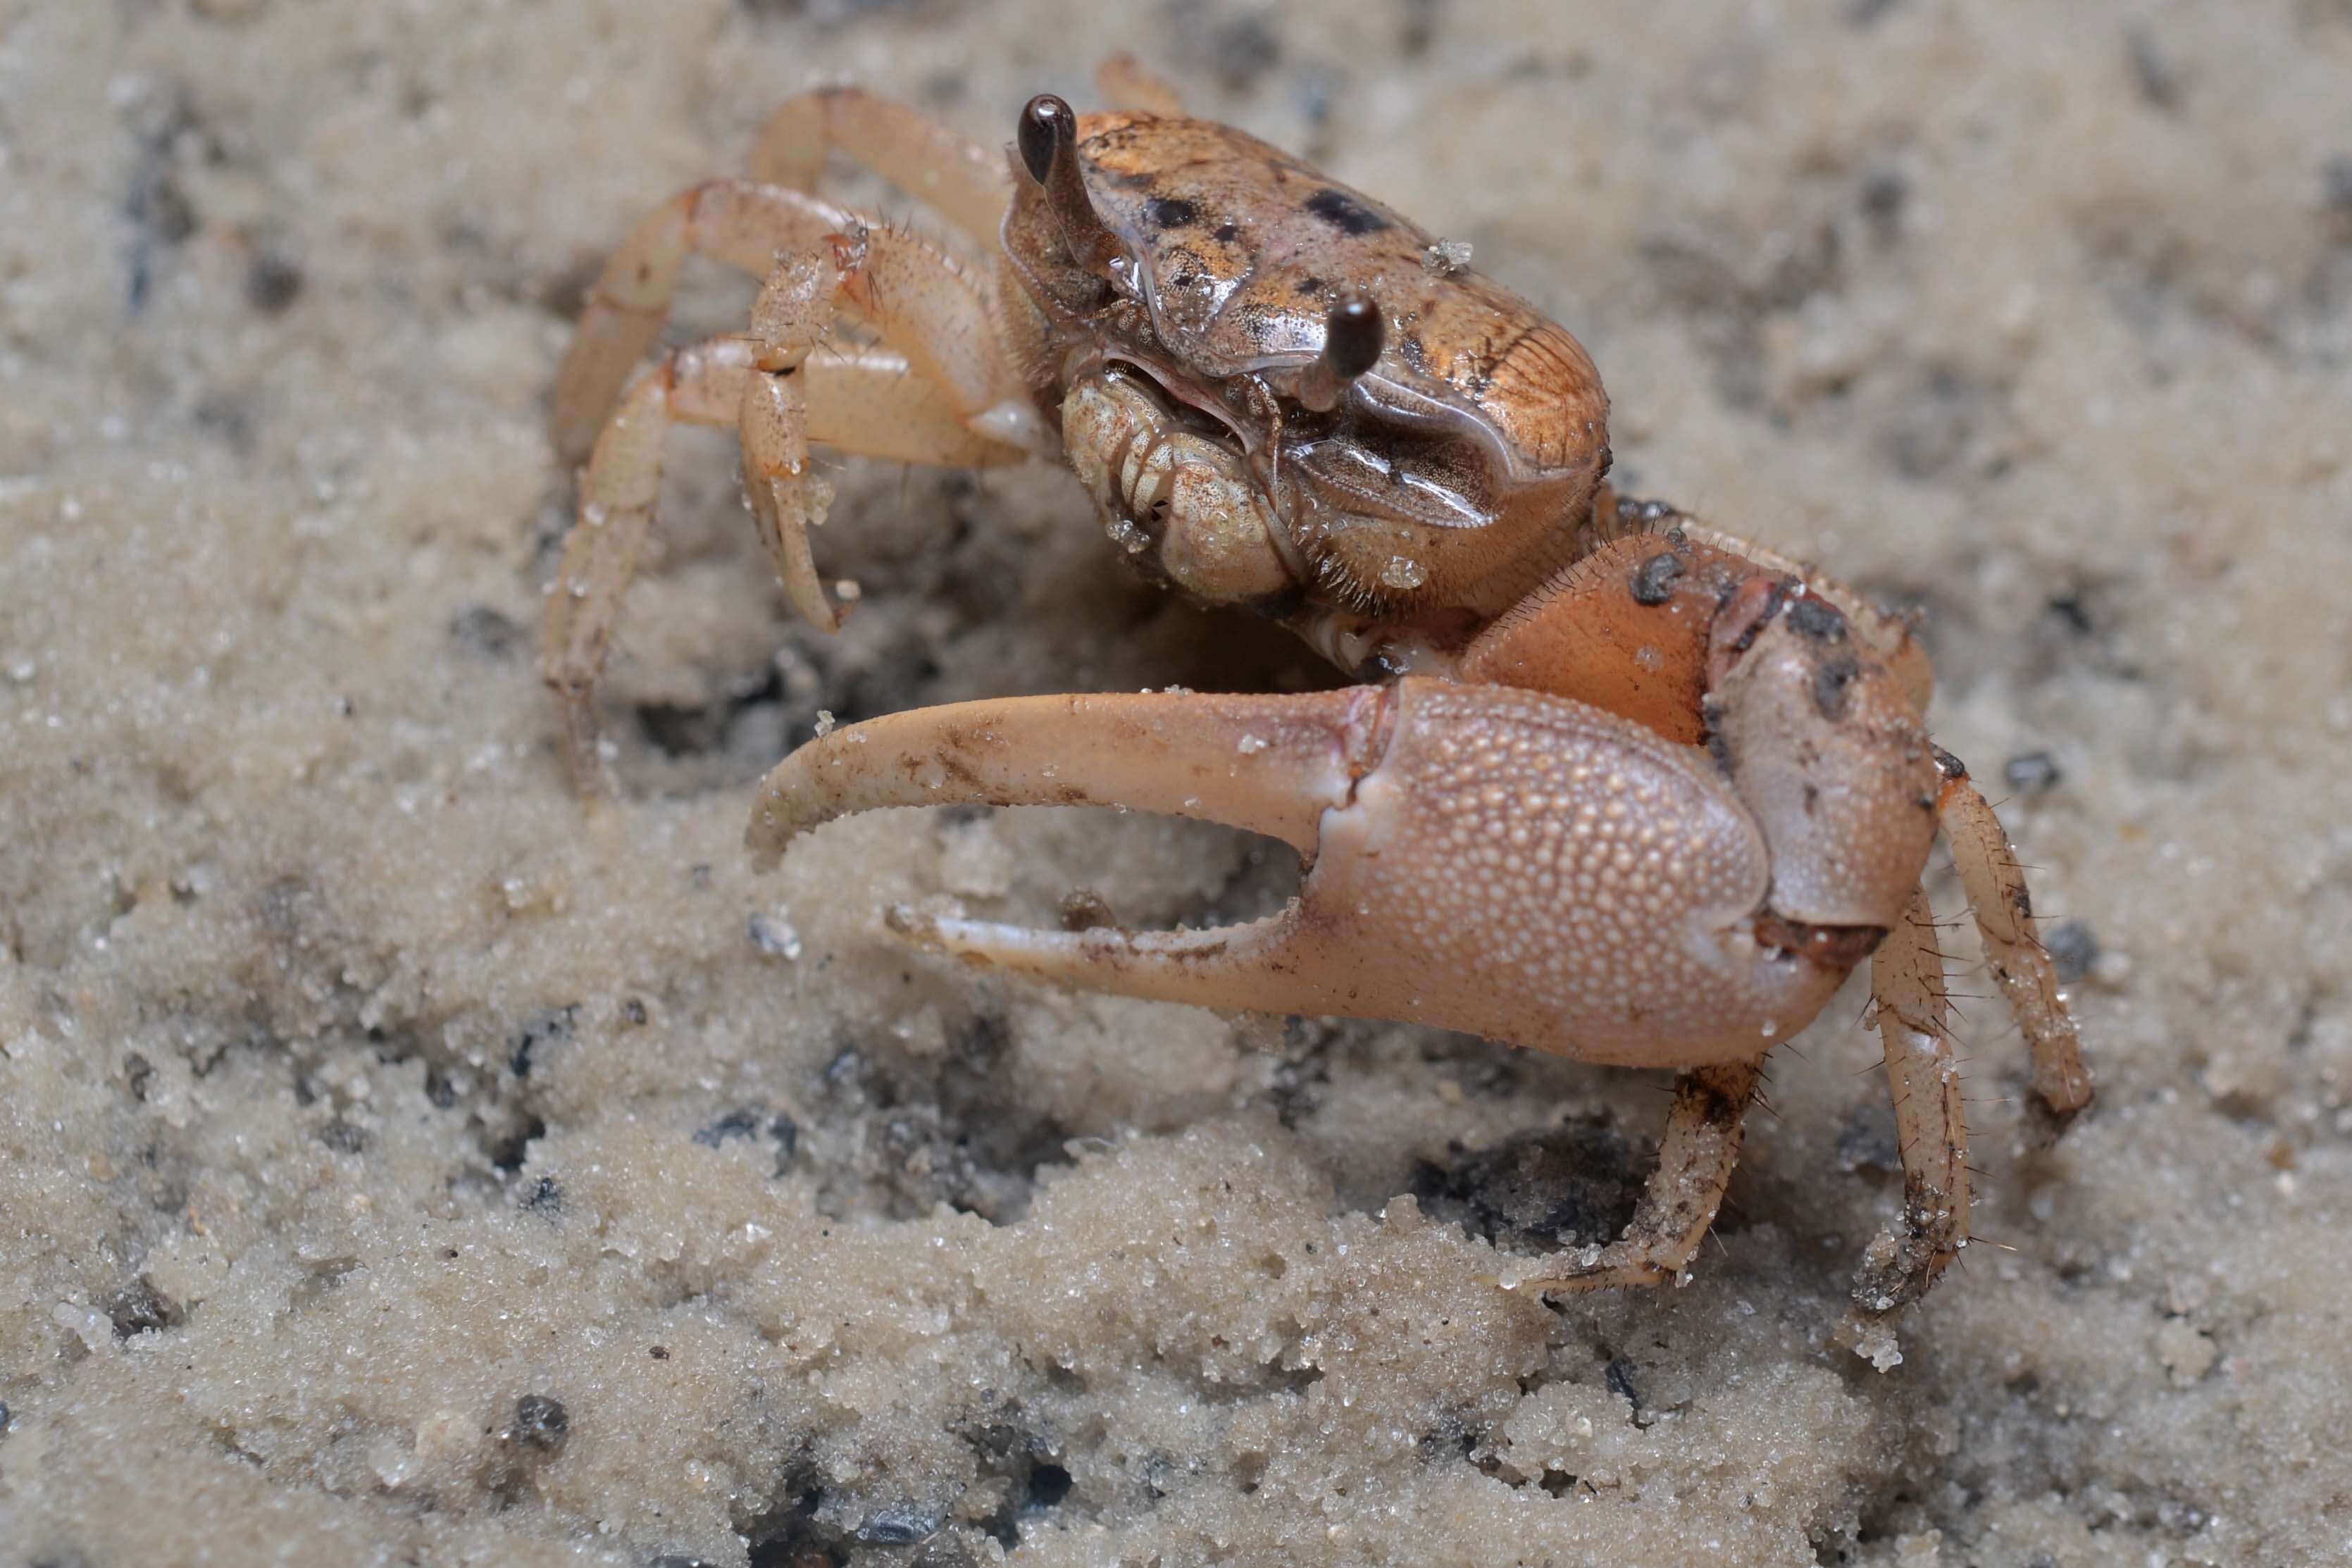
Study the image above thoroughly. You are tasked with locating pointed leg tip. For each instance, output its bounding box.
[2026,1093,2089,1145]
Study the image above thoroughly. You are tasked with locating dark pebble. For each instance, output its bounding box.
[2003,751,2063,794]
[859,1510,938,1545]
[512,1393,569,1452]
[244,250,304,313]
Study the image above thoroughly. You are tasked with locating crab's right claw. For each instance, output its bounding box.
[749,659,1924,1063]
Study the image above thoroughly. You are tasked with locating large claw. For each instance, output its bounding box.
[749,622,1938,1066]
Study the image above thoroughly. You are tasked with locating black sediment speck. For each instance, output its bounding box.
[511,1393,570,1453]
[1628,551,1686,606]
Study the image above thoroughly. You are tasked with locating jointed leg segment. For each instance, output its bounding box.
[1934,750,2093,1126]
[550,179,1022,463]
[749,86,1012,244]
[1854,885,1968,1315]
[1505,1057,1766,1292]
[545,91,1043,792]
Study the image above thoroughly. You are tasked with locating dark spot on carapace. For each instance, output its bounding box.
[1304,187,1388,236]
[1812,653,1860,721]
[1628,551,1686,606]
[1213,221,1240,243]
[1143,196,1199,229]
[1784,595,1847,642]
[1295,274,1327,298]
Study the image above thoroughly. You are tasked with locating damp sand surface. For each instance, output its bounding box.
[4,3,2351,1564]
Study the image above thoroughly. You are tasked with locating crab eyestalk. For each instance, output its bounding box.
[1297,294,1383,413]
[1017,94,1123,273]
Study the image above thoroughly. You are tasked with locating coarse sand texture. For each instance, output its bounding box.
[4,3,2351,1564]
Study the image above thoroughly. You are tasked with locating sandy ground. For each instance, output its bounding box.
[4,1,2351,1564]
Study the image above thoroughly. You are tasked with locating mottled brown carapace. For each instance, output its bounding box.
[543,58,2089,1333]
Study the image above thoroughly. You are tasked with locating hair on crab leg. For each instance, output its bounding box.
[1931,747,2093,1127]
[1848,884,1969,1324]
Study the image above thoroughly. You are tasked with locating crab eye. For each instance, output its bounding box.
[1298,294,1384,413]
[1017,94,1071,187]
[1320,295,1383,381]
[1015,93,1121,273]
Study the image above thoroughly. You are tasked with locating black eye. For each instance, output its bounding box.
[1321,295,1383,381]
[1019,94,1073,187]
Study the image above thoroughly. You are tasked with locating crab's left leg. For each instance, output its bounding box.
[550,180,1024,466]
[747,87,1010,244]
[545,250,1025,790]
[1502,1057,1765,1293]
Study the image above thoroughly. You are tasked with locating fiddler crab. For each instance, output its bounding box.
[543,62,2091,1326]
